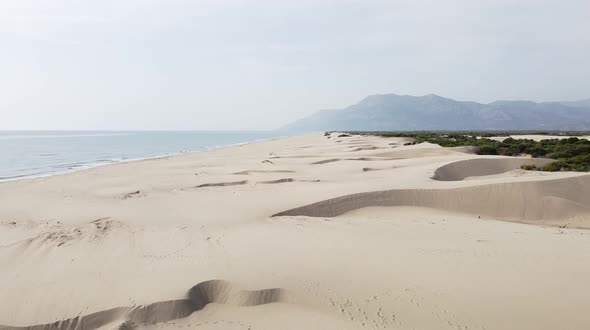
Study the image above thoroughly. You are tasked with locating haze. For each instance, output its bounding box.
[1,0,589,130]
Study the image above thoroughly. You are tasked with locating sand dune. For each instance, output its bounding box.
[0,280,291,330]
[433,157,554,181]
[374,147,468,158]
[274,175,590,226]
[2,133,590,330]
[448,146,479,154]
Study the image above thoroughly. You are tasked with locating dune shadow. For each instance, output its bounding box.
[0,280,291,330]
[272,176,590,225]
[432,158,554,181]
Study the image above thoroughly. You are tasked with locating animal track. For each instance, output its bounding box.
[15,217,119,248]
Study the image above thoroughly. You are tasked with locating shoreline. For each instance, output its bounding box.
[0,134,289,184]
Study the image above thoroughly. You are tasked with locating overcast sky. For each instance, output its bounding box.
[1,0,589,130]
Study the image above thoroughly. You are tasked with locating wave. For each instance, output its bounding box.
[0,133,285,183]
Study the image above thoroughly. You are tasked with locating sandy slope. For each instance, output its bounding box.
[1,133,590,330]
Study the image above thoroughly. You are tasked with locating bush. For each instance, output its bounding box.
[478,145,498,155]
[356,131,590,172]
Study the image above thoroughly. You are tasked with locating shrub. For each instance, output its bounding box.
[361,131,590,172]
[477,145,498,155]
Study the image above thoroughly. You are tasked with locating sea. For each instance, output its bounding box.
[0,131,283,182]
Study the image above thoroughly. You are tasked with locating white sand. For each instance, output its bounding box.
[1,133,590,329]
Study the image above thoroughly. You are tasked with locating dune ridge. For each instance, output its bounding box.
[433,157,554,181]
[0,280,291,330]
[273,175,590,225]
[374,147,467,158]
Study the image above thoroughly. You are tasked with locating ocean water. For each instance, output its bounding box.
[0,131,282,181]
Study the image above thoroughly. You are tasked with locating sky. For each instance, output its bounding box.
[1,0,589,130]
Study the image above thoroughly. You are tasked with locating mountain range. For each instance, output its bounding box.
[282,94,590,132]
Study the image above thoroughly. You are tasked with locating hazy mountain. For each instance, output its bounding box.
[282,94,590,132]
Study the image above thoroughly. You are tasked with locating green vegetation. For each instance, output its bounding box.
[344,131,590,172]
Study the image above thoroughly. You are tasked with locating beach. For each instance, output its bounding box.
[1,133,590,329]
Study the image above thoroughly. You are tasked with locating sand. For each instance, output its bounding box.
[1,133,590,329]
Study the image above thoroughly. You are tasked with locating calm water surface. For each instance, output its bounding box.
[0,131,282,181]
